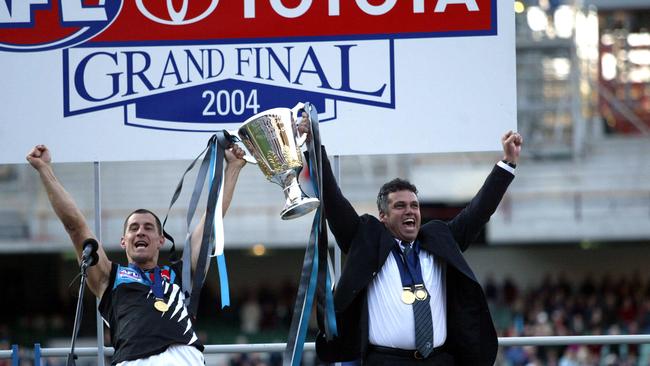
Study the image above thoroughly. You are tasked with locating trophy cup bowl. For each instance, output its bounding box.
[237,103,319,220]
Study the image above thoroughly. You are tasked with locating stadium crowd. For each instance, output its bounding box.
[487,271,650,366]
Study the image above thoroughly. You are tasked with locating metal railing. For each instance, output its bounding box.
[3,335,650,365]
[0,344,19,366]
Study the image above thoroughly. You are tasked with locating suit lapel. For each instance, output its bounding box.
[418,227,478,283]
[374,221,478,285]
[377,229,395,268]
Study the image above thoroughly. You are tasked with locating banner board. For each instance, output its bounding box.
[1,0,516,163]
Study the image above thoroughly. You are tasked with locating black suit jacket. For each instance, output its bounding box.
[315,149,514,366]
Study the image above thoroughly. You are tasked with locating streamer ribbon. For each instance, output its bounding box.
[161,132,233,316]
[283,102,338,366]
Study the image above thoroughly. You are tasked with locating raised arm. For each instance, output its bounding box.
[26,145,112,298]
[297,117,360,253]
[189,144,246,273]
[448,131,523,250]
[320,147,361,254]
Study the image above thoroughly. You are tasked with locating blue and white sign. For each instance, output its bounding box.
[0,0,515,163]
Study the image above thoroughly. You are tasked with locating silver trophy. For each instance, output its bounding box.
[237,103,319,220]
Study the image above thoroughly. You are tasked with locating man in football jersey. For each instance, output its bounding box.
[26,144,246,365]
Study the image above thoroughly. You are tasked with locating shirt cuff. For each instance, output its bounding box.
[497,160,516,175]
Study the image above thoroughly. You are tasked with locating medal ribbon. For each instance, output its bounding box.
[129,264,165,300]
[392,241,435,357]
[390,241,424,287]
[152,267,164,300]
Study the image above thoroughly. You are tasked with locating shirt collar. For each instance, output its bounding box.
[394,238,414,251]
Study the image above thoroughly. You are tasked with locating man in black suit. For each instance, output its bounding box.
[305,126,522,366]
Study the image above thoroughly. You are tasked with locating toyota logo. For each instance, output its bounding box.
[136,0,220,25]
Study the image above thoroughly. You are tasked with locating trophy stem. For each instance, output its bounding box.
[280,174,319,220]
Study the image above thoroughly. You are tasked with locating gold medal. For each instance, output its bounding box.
[414,284,428,301]
[154,299,169,312]
[415,288,428,301]
[401,288,416,304]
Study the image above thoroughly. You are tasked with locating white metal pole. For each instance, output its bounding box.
[93,162,105,366]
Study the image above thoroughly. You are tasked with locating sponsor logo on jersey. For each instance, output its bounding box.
[118,267,144,283]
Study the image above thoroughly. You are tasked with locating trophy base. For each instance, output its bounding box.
[281,198,320,220]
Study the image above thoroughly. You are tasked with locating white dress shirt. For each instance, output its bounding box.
[367,239,446,349]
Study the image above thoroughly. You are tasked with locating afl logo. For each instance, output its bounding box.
[0,0,122,52]
[136,0,219,25]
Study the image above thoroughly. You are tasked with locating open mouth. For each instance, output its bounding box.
[134,240,148,248]
[403,218,416,228]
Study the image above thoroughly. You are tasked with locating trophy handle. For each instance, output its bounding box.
[291,103,308,146]
[226,130,258,165]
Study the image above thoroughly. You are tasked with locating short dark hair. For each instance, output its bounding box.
[123,209,163,235]
[376,178,418,214]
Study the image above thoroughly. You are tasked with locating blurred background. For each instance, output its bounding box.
[1,0,649,365]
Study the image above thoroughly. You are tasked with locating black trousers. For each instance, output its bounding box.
[364,346,455,366]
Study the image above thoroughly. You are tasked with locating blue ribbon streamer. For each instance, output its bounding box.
[161,132,233,316]
[283,102,337,366]
[324,270,337,334]
[307,141,338,337]
[290,210,322,366]
[209,145,230,309]
[216,255,230,308]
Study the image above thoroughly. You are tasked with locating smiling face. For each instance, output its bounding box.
[121,212,165,269]
[379,190,421,243]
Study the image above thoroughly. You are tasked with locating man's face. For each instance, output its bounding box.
[379,190,421,243]
[120,212,165,268]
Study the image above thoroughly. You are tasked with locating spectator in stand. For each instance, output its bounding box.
[494,272,650,366]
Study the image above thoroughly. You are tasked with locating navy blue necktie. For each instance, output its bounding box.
[402,243,434,358]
